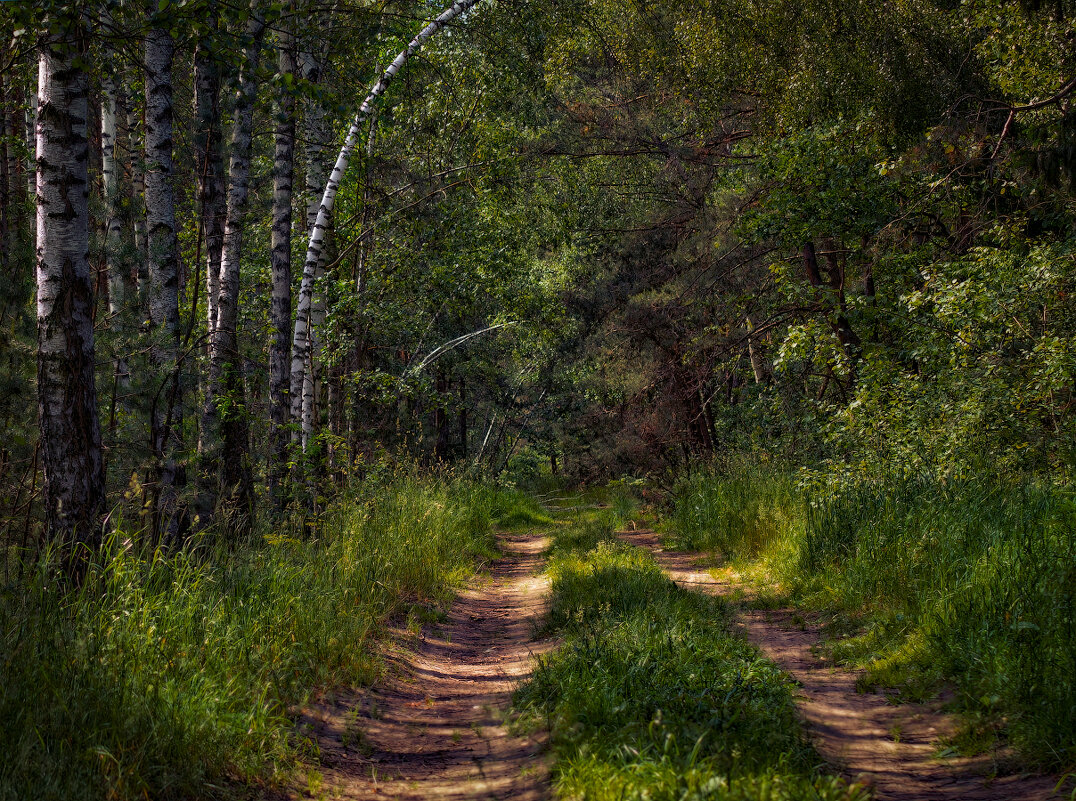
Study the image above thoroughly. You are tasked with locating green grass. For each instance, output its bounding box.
[514,510,867,801]
[670,468,1076,769]
[0,475,527,801]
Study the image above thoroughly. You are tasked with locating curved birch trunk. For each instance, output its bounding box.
[290,0,483,449]
[145,2,184,542]
[209,12,266,532]
[269,15,296,503]
[35,16,105,567]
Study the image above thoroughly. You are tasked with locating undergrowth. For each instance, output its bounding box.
[0,475,530,801]
[514,509,867,800]
[670,468,1076,769]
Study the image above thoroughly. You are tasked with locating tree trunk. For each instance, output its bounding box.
[290,0,484,447]
[193,10,226,525]
[145,1,185,543]
[35,15,106,569]
[101,56,130,397]
[435,371,448,461]
[745,314,769,385]
[25,89,36,251]
[269,14,296,504]
[128,99,147,300]
[458,378,467,458]
[295,41,330,452]
[209,11,266,534]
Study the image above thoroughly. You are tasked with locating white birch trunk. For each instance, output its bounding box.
[145,2,183,540]
[269,18,296,499]
[209,11,265,528]
[745,315,769,385]
[101,74,123,317]
[290,0,483,449]
[35,19,105,559]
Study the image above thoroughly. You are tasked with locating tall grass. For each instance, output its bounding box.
[0,475,523,800]
[515,511,867,801]
[670,468,1076,768]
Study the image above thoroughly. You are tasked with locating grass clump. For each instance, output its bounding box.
[515,513,867,801]
[670,468,1076,769]
[0,475,515,801]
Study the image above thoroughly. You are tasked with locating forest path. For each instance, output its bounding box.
[619,528,1062,801]
[299,530,552,801]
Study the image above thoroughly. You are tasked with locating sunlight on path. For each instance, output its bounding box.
[298,531,552,800]
[619,528,1062,801]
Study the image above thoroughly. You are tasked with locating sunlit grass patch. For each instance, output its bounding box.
[669,468,1076,769]
[515,514,866,801]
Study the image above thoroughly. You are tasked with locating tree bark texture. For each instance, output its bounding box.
[269,16,296,503]
[209,12,266,532]
[145,1,184,542]
[35,16,105,564]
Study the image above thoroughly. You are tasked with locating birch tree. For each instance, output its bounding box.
[208,10,266,530]
[268,9,296,502]
[145,0,184,540]
[289,0,484,450]
[35,10,105,564]
[296,39,330,451]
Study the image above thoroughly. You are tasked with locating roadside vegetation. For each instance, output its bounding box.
[669,467,1076,769]
[514,504,869,801]
[0,474,535,801]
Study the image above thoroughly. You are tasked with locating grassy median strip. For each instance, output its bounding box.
[514,509,866,801]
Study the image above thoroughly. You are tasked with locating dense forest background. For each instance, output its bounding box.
[1,0,1075,797]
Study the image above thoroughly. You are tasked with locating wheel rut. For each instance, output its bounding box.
[619,528,1063,801]
[298,531,553,800]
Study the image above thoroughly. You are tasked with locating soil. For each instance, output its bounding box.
[296,531,553,801]
[618,528,1064,801]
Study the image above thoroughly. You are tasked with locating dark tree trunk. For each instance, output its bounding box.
[435,371,448,461]
[35,14,105,570]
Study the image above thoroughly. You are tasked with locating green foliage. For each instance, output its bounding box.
[671,468,1076,768]
[515,513,868,801]
[0,476,510,800]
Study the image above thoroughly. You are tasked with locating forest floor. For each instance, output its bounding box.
[292,511,1064,801]
[617,527,1064,801]
[296,529,553,801]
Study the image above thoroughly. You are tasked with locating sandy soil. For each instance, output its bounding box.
[297,531,553,801]
[618,528,1064,801]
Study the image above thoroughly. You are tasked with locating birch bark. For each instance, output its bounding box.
[269,13,296,502]
[209,11,266,531]
[290,0,483,448]
[35,15,105,564]
[145,0,184,541]
[297,44,330,450]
